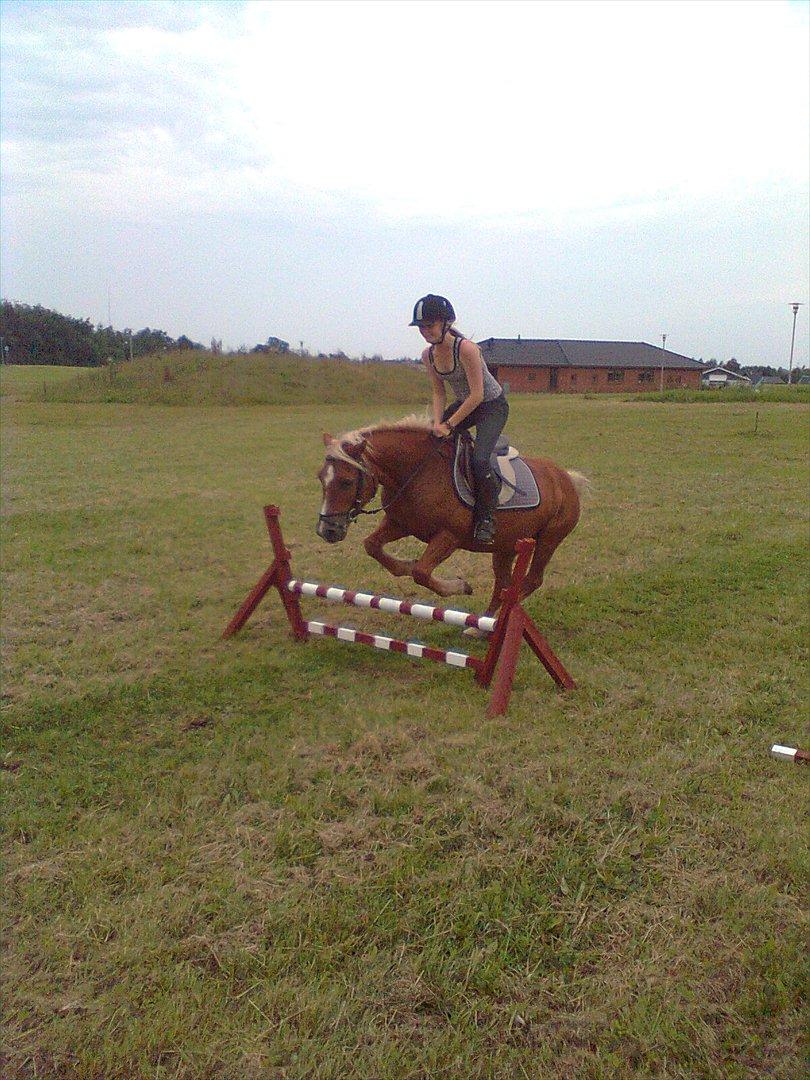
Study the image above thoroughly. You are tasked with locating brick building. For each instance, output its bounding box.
[477,338,704,393]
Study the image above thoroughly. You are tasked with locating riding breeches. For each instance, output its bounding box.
[442,393,509,515]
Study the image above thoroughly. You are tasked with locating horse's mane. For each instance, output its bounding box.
[326,413,433,468]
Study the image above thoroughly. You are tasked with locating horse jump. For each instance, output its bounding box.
[223,506,575,717]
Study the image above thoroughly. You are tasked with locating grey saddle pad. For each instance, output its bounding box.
[452,438,540,511]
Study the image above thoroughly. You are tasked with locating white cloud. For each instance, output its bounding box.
[0,0,807,361]
[2,0,807,226]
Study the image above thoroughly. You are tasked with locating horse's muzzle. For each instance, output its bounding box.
[317,513,349,543]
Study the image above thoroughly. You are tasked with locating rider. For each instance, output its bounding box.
[410,294,508,544]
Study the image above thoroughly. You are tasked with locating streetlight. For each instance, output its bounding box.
[788,303,803,385]
[659,333,667,392]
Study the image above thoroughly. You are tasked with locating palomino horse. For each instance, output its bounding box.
[317,417,587,618]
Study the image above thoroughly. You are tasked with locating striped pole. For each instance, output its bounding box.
[306,621,482,670]
[222,504,576,717]
[771,745,810,764]
[288,580,497,633]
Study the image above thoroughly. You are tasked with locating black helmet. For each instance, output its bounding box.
[409,294,456,326]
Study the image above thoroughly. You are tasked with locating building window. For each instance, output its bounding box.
[592,373,597,383]
[638,370,654,382]
[607,370,624,382]
[571,373,577,383]
[527,371,535,381]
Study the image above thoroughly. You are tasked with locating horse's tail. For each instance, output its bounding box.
[566,469,592,502]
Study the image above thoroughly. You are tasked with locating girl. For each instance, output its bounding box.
[410,294,508,543]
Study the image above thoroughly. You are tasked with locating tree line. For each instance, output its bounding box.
[0,301,204,367]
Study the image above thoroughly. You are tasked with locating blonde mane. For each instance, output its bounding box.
[325,413,433,470]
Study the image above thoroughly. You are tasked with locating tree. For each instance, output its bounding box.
[0,300,203,366]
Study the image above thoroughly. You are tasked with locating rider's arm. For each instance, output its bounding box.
[422,349,447,427]
[445,340,485,429]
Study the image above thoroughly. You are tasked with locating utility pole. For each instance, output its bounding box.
[660,333,667,391]
[788,303,803,385]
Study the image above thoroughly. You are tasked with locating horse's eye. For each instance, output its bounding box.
[338,479,354,490]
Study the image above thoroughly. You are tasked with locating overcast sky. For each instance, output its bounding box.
[1,0,808,365]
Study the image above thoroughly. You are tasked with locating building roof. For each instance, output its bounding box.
[477,338,704,370]
[701,367,751,382]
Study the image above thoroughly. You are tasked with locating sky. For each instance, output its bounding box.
[1,0,808,365]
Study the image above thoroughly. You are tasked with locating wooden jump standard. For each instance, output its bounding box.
[223,505,575,717]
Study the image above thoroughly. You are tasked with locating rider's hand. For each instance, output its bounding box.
[433,421,453,438]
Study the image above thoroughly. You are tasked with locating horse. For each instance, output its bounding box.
[316,416,587,618]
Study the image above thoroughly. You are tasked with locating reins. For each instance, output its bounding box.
[350,437,448,520]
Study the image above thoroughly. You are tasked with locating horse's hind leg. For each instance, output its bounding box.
[521,525,571,602]
[411,530,472,597]
[485,549,515,616]
[459,548,514,639]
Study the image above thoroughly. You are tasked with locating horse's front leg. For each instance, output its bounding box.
[363,516,415,577]
[411,530,472,598]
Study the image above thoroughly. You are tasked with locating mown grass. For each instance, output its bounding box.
[1,364,88,399]
[2,387,808,1078]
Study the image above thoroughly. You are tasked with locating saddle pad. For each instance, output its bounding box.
[453,444,541,511]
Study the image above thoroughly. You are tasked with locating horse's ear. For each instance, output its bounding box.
[322,431,333,446]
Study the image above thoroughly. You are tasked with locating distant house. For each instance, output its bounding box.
[700,366,752,388]
[477,339,704,394]
[753,375,787,387]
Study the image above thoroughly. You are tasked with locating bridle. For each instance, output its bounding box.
[318,437,448,531]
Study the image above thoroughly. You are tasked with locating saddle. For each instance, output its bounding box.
[452,430,540,511]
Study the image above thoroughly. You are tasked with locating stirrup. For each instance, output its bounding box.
[473,514,495,543]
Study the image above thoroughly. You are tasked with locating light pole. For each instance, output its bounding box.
[788,303,803,385]
[659,333,667,392]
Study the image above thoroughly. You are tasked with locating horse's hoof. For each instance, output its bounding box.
[463,625,487,640]
[461,580,473,595]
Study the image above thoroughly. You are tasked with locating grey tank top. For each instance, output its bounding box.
[430,335,502,403]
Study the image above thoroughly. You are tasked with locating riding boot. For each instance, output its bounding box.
[472,463,498,543]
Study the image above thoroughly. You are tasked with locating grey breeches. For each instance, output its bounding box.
[442,393,509,468]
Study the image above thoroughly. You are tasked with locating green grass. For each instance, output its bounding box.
[1,363,89,399]
[632,385,809,404]
[2,390,808,1078]
[9,351,425,407]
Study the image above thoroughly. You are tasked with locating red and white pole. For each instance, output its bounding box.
[771,744,809,764]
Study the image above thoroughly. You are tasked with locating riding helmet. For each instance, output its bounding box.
[409,294,456,326]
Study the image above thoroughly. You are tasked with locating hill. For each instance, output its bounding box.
[31,349,426,407]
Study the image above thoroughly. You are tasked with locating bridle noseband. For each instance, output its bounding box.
[317,461,375,531]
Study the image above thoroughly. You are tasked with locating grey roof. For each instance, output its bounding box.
[477,338,704,370]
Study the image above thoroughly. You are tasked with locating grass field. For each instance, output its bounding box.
[1,364,91,399]
[2,363,808,1078]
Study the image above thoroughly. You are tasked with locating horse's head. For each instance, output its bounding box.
[316,432,377,543]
